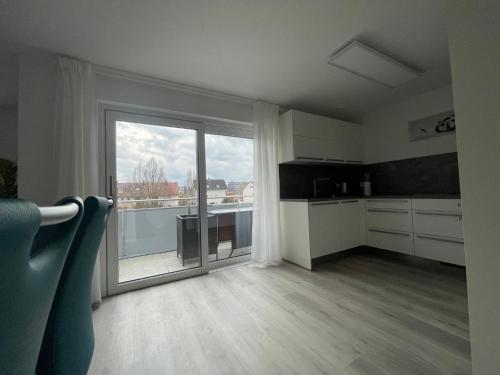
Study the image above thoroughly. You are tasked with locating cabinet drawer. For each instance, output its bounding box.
[367,229,414,255]
[365,199,411,210]
[366,209,411,232]
[412,210,463,239]
[411,199,461,212]
[414,234,465,266]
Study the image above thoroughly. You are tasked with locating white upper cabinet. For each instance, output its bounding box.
[279,110,363,164]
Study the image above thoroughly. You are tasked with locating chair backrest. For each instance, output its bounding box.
[37,196,112,375]
[0,197,84,375]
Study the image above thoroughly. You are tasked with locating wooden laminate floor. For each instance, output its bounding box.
[90,251,471,375]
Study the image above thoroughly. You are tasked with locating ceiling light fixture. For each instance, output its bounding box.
[328,41,421,88]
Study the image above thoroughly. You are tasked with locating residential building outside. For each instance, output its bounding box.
[206,179,227,204]
[242,182,254,203]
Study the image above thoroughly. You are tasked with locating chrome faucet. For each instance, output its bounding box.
[313,177,331,198]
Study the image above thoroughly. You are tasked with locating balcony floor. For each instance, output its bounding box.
[119,242,250,283]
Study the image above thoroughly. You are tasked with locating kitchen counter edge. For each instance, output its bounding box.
[280,194,461,203]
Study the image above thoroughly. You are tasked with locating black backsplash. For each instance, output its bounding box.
[365,152,460,195]
[279,152,460,198]
[279,163,364,199]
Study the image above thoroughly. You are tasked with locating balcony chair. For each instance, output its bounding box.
[0,197,84,375]
[176,213,218,265]
[37,196,113,375]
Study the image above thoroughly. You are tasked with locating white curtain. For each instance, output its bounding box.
[54,56,101,306]
[251,101,282,265]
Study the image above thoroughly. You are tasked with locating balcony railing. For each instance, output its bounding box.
[117,195,253,210]
[117,196,253,259]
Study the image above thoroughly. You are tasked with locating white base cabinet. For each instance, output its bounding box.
[367,229,414,255]
[281,199,364,270]
[412,210,463,238]
[414,234,465,266]
[280,197,465,271]
[365,198,465,266]
[365,198,414,255]
[411,199,464,266]
[280,201,313,270]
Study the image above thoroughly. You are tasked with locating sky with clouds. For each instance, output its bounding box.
[116,121,253,186]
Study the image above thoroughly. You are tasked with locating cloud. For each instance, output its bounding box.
[116,121,253,186]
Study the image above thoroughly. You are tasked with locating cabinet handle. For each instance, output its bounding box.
[414,211,461,217]
[311,201,340,206]
[296,156,323,161]
[325,158,344,162]
[367,208,409,214]
[368,228,410,236]
[416,234,464,244]
[367,199,409,203]
[341,200,358,204]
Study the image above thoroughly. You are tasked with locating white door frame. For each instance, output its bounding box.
[103,106,253,295]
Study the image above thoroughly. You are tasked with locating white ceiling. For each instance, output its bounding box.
[0,0,451,120]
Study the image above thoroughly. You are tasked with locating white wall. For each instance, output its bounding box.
[446,1,500,374]
[17,50,58,205]
[96,72,252,124]
[0,106,17,162]
[361,85,456,164]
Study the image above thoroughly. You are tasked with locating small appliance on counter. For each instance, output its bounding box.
[334,182,348,195]
[363,172,372,196]
[341,182,348,194]
[313,177,333,198]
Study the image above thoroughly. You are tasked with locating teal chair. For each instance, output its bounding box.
[0,197,84,375]
[37,196,113,375]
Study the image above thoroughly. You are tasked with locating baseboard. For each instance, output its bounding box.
[440,261,466,269]
[362,246,466,269]
[311,246,364,269]
[294,245,466,271]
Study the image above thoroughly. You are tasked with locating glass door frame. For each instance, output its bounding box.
[104,107,253,295]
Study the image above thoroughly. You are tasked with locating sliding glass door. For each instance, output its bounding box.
[105,109,253,294]
[205,134,254,264]
[105,110,209,294]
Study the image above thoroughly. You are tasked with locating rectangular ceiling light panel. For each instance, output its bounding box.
[328,41,420,88]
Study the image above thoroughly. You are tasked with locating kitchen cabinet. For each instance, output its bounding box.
[365,198,465,266]
[414,234,465,266]
[279,110,363,164]
[365,198,414,255]
[339,199,365,249]
[280,197,465,271]
[365,198,411,210]
[366,208,412,232]
[308,201,343,258]
[366,229,414,255]
[280,199,364,270]
[412,210,463,238]
[412,199,464,266]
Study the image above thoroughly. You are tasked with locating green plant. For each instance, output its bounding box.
[0,158,17,198]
